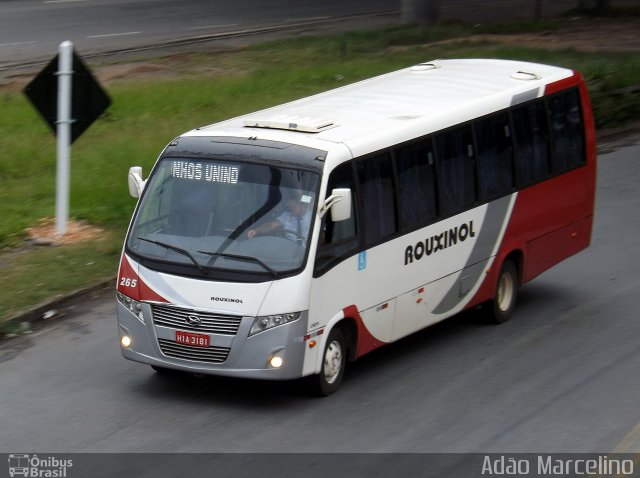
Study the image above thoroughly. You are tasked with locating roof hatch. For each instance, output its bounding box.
[411,61,440,72]
[243,115,337,133]
[511,70,541,81]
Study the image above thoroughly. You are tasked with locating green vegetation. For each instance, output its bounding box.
[1,19,639,327]
[0,234,121,324]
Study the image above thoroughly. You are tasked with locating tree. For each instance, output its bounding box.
[401,0,442,25]
[577,0,612,12]
[534,0,543,20]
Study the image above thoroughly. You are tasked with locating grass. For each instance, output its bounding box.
[0,233,121,324]
[1,18,639,328]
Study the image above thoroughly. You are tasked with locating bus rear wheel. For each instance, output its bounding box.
[308,327,346,396]
[487,260,518,324]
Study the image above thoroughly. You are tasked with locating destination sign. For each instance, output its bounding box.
[171,160,240,184]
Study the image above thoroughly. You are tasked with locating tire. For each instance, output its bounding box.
[308,327,347,396]
[486,260,518,324]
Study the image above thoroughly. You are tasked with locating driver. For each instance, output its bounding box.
[247,193,312,241]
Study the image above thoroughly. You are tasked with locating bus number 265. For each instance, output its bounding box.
[120,277,138,288]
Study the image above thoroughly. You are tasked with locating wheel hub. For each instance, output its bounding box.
[324,340,343,384]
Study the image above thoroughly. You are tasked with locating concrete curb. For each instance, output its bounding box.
[597,122,640,152]
[1,278,116,338]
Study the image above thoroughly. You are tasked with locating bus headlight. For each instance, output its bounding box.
[249,312,301,336]
[121,335,132,348]
[116,291,144,323]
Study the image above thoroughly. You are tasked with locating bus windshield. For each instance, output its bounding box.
[126,157,320,280]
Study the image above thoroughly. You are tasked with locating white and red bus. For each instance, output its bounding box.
[116,59,596,394]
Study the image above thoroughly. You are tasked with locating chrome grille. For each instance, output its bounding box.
[152,304,242,335]
[158,339,230,363]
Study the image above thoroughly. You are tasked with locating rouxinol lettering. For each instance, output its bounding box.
[211,296,244,304]
[404,221,476,265]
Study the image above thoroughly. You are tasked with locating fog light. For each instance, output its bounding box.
[121,335,132,348]
[270,356,284,368]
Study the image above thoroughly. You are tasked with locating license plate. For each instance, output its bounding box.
[176,331,210,347]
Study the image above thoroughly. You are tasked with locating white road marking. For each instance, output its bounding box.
[86,32,141,39]
[186,24,239,31]
[613,419,640,453]
[282,16,330,23]
[0,41,37,47]
[44,0,89,4]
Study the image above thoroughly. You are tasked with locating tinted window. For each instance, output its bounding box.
[322,163,358,245]
[394,139,438,231]
[434,125,476,216]
[475,113,514,201]
[357,153,397,247]
[548,88,585,173]
[512,101,549,186]
[314,162,359,275]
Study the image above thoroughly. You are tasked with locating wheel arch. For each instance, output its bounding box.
[309,310,357,376]
[467,247,525,310]
[501,249,524,287]
[335,316,358,362]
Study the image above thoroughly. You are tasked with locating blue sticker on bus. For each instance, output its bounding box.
[358,251,367,271]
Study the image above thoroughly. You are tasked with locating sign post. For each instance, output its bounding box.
[23,42,111,237]
[55,41,74,235]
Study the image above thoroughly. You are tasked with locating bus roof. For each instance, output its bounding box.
[183,59,575,158]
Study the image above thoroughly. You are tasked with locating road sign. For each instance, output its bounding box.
[23,42,111,235]
[24,47,111,144]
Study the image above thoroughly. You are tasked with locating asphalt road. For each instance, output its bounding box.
[1,142,640,456]
[5,0,634,69]
[0,0,394,68]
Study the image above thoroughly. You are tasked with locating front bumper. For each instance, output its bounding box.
[116,301,308,380]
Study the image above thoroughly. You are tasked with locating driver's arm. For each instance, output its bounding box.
[247,219,283,238]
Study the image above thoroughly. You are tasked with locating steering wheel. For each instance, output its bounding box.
[273,228,306,241]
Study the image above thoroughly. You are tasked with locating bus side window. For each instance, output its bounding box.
[548,88,586,174]
[357,152,398,247]
[475,113,514,201]
[434,125,476,217]
[394,139,438,231]
[512,100,549,186]
[314,162,359,275]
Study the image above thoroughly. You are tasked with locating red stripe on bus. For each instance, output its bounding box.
[544,71,580,95]
[342,304,387,358]
[117,255,169,303]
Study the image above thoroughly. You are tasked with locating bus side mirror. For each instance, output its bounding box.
[320,188,352,222]
[128,166,146,198]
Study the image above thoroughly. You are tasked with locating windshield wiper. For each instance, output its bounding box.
[197,250,279,279]
[137,237,207,275]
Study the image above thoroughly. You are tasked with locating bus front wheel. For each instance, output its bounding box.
[309,327,347,396]
[487,260,518,324]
